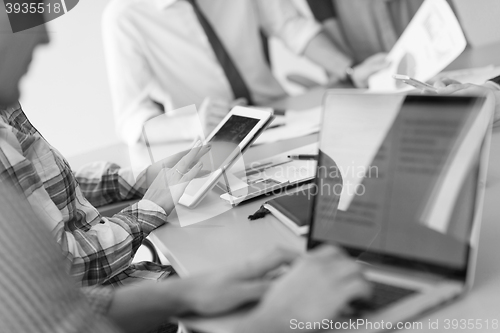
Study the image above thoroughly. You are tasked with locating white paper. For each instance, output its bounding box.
[419,101,491,233]
[369,0,467,91]
[319,93,405,211]
[253,107,321,145]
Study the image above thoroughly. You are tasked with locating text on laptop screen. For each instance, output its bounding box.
[310,94,488,276]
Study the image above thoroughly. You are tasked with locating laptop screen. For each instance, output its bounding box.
[308,93,490,279]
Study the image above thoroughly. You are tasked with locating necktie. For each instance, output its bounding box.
[372,0,399,51]
[186,0,254,105]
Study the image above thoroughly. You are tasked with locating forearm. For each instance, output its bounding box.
[107,280,188,333]
[76,162,145,207]
[303,31,353,80]
[57,201,167,285]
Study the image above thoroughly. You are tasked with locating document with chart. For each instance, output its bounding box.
[368,0,467,91]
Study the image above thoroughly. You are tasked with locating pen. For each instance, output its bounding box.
[287,154,318,160]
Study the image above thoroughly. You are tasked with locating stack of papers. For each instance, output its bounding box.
[253,106,321,145]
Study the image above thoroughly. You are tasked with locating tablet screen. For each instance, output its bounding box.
[183,115,260,197]
[206,115,260,170]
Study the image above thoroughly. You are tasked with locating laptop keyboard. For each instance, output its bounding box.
[346,281,417,317]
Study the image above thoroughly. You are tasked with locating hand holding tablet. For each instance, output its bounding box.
[178,106,274,208]
[143,142,211,214]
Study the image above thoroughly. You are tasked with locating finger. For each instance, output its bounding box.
[188,144,211,167]
[160,161,204,205]
[231,98,248,107]
[452,88,486,96]
[421,88,438,95]
[195,169,212,178]
[155,143,207,176]
[173,144,205,174]
[233,247,301,280]
[232,281,271,304]
[433,79,448,89]
[340,279,373,303]
[309,245,347,259]
[191,139,202,149]
[146,142,202,182]
[166,150,192,166]
[164,139,201,166]
[441,83,488,96]
[163,161,204,204]
[453,89,477,96]
[440,77,462,86]
[178,161,204,186]
[178,162,203,187]
[334,260,365,281]
[439,84,469,95]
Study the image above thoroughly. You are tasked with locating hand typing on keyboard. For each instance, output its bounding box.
[238,246,372,333]
[343,282,416,318]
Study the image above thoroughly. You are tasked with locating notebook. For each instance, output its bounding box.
[248,189,313,235]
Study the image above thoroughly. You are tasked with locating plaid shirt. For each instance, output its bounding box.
[0,103,173,286]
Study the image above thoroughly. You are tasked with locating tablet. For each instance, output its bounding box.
[178,107,274,208]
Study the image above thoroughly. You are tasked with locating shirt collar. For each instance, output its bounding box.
[156,0,177,10]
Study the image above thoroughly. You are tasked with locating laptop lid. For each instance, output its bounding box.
[308,92,492,282]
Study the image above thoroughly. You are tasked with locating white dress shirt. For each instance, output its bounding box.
[103,0,321,144]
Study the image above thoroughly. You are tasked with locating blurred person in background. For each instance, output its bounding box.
[305,0,424,63]
[102,0,388,144]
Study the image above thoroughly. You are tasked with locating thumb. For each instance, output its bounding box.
[179,161,204,187]
[232,98,248,107]
[433,79,448,89]
[167,161,204,205]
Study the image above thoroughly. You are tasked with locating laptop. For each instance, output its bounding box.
[308,91,493,331]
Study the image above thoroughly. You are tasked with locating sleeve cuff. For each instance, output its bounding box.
[121,199,168,234]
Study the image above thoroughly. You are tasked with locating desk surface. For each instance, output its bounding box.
[151,124,500,333]
[68,42,500,332]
